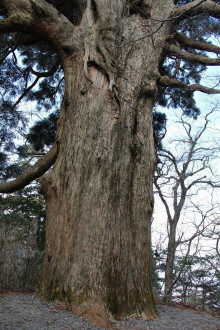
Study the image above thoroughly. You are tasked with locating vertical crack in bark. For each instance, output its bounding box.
[91,0,98,22]
[82,0,121,87]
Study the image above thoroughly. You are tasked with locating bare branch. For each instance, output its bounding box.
[159,149,182,177]
[167,44,220,66]
[184,165,206,179]
[0,143,58,193]
[158,75,220,94]
[187,179,220,189]
[172,0,220,20]
[154,109,220,302]
[154,179,173,223]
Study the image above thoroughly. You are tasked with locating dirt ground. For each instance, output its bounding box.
[0,291,220,329]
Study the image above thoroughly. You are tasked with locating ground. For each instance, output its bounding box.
[0,291,219,329]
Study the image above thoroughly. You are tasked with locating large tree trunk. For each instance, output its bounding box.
[39,0,174,327]
[1,0,220,326]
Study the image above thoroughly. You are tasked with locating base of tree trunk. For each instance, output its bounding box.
[39,292,157,328]
[71,299,115,328]
[72,300,158,327]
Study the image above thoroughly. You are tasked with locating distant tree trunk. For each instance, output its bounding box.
[38,1,174,326]
[201,288,206,309]
[181,273,190,306]
[164,223,177,303]
[182,284,187,305]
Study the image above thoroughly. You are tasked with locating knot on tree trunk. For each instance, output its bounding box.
[140,79,158,99]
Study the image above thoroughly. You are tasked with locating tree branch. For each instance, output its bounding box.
[159,149,182,176]
[158,75,220,94]
[167,44,220,66]
[0,33,22,62]
[10,60,61,111]
[154,179,173,223]
[186,176,220,190]
[0,17,18,33]
[0,0,78,57]
[12,76,40,111]
[169,239,193,292]
[175,33,220,54]
[172,0,220,20]
[0,143,58,193]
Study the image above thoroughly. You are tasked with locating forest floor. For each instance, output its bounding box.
[0,291,220,329]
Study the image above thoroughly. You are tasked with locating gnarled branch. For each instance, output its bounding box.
[0,17,17,33]
[167,44,220,66]
[0,143,58,193]
[174,33,220,54]
[0,0,78,57]
[172,0,220,20]
[158,75,220,94]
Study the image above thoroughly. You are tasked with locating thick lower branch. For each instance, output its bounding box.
[0,17,17,33]
[158,75,220,94]
[175,33,220,54]
[172,0,220,20]
[0,0,78,57]
[167,44,220,66]
[0,143,57,193]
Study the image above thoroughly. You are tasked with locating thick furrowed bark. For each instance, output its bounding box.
[1,0,220,327]
[39,50,159,326]
[37,1,176,326]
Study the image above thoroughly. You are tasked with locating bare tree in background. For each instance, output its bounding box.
[154,109,220,302]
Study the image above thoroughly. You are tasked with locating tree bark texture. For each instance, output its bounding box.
[1,0,220,325]
[37,0,175,327]
[0,0,183,327]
